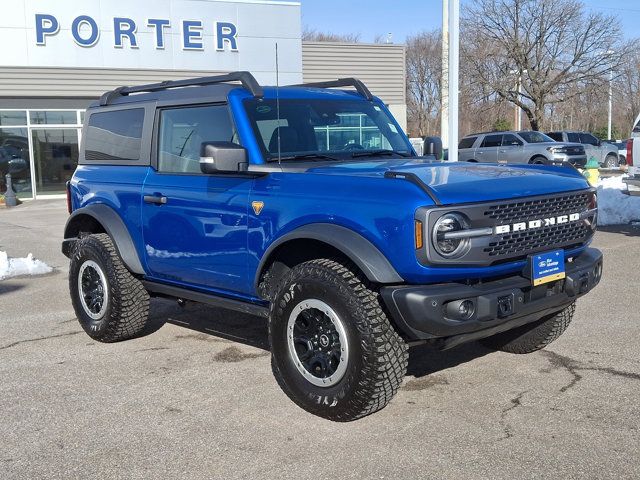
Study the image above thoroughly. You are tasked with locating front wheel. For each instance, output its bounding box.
[480,303,575,354]
[269,258,408,422]
[604,154,618,169]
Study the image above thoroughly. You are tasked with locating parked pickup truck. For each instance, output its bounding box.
[62,73,602,422]
[625,138,640,192]
[547,131,619,168]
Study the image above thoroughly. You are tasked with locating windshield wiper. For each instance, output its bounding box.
[267,153,341,162]
[350,149,411,158]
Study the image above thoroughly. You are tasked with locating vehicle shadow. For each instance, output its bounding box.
[0,282,25,296]
[406,342,493,378]
[147,298,493,377]
[598,224,640,237]
[149,298,269,350]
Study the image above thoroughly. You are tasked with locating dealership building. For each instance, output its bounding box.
[0,0,406,199]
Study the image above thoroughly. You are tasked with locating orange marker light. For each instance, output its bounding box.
[415,220,423,249]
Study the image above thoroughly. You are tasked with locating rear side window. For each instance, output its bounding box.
[84,108,144,161]
[480,134,502,148]
[547,132,563,141]
[158,104,234,173]
[502,134,523,146]
[458,136,477,149]
[567,132,580,143]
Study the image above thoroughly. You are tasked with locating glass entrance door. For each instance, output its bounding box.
[31,128,79,195]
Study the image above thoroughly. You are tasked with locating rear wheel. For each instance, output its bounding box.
[604,154,618,169]
[269,258,408,422]
[69,233,150,342]
[480,303,575,354]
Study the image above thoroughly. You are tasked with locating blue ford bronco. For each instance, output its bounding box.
[62,72,602,421]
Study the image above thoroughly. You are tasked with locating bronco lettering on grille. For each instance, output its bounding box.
[494,213,581,235]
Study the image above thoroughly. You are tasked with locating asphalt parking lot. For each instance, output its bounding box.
[1,200,639,479]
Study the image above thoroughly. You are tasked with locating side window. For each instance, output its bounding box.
[458,136,477,149]
[158,104,234,173]
[502,134,523,146]
[480,134,503,148]
[567,132,581,143]
[85,108,144,161]
[547,132,562,141]
[580,133,599,146]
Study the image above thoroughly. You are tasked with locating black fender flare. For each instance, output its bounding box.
[63,204,145,275]
[255,223,404,289]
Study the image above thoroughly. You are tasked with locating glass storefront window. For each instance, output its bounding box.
[0,111,28,126]
[0,128,32,198]
[29,110,78,125]
[31,128,79,195]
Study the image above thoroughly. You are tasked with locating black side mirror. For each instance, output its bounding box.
[423,136,443,159]
[200,142,248,174]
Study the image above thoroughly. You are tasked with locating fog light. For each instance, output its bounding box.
[593,262,602,283]
[459,300,475,319]
[445,299,476,320]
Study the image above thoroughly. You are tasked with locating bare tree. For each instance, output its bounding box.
[614,39,640,135]
[462,0,627,131]
[302,27,361,43]
[406,30,442,136]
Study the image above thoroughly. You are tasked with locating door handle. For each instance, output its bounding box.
[499,149,507,153]
[144,194,167,205]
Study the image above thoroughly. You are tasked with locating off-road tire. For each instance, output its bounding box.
[480,303,575,354]
[604,154,618,169]
[269,258,408,422]
[69,233,150,342]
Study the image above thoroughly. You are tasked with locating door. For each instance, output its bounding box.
[142,104,253,295]
[579,133,602,162]
[498,133,524,163]
[475,134,501,162]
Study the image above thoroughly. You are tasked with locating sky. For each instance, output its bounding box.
[299,0,640,43]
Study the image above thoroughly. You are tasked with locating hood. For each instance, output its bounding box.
[306,159,590,205]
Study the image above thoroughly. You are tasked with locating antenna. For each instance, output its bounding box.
[275,42,282,165]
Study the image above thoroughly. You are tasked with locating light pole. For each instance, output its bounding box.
[510,69,527,131]
[608,68,613,140]
[441,0,449,148]
[447,0,459,162]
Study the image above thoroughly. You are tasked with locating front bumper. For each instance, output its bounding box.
[553,154,587,167]
[381,248,602,349]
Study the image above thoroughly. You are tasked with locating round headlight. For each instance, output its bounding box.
[432,213,469,258]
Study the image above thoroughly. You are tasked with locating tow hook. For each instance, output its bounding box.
[497,295,514,318]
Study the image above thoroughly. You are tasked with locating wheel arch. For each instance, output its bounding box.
[528,154,548,164]
[63,204,145,275]
[255,224,404,296]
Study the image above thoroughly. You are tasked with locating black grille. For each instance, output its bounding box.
[485,193,591,224]
[485,222,589,257]
[483,192,593,259]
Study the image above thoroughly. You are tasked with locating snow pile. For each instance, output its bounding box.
[596,175,640,226]
[0,251,53,280]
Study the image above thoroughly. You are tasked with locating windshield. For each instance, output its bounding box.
[243,98,413,161]
[518,131,556,144]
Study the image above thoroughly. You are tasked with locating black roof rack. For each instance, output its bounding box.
[99,71,264,106]
[289,78,374,101]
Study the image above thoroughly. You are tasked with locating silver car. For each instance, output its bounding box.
[458,131,587,167]
[546,131,618,168]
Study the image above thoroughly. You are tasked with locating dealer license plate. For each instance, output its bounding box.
[531,250,566,286]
